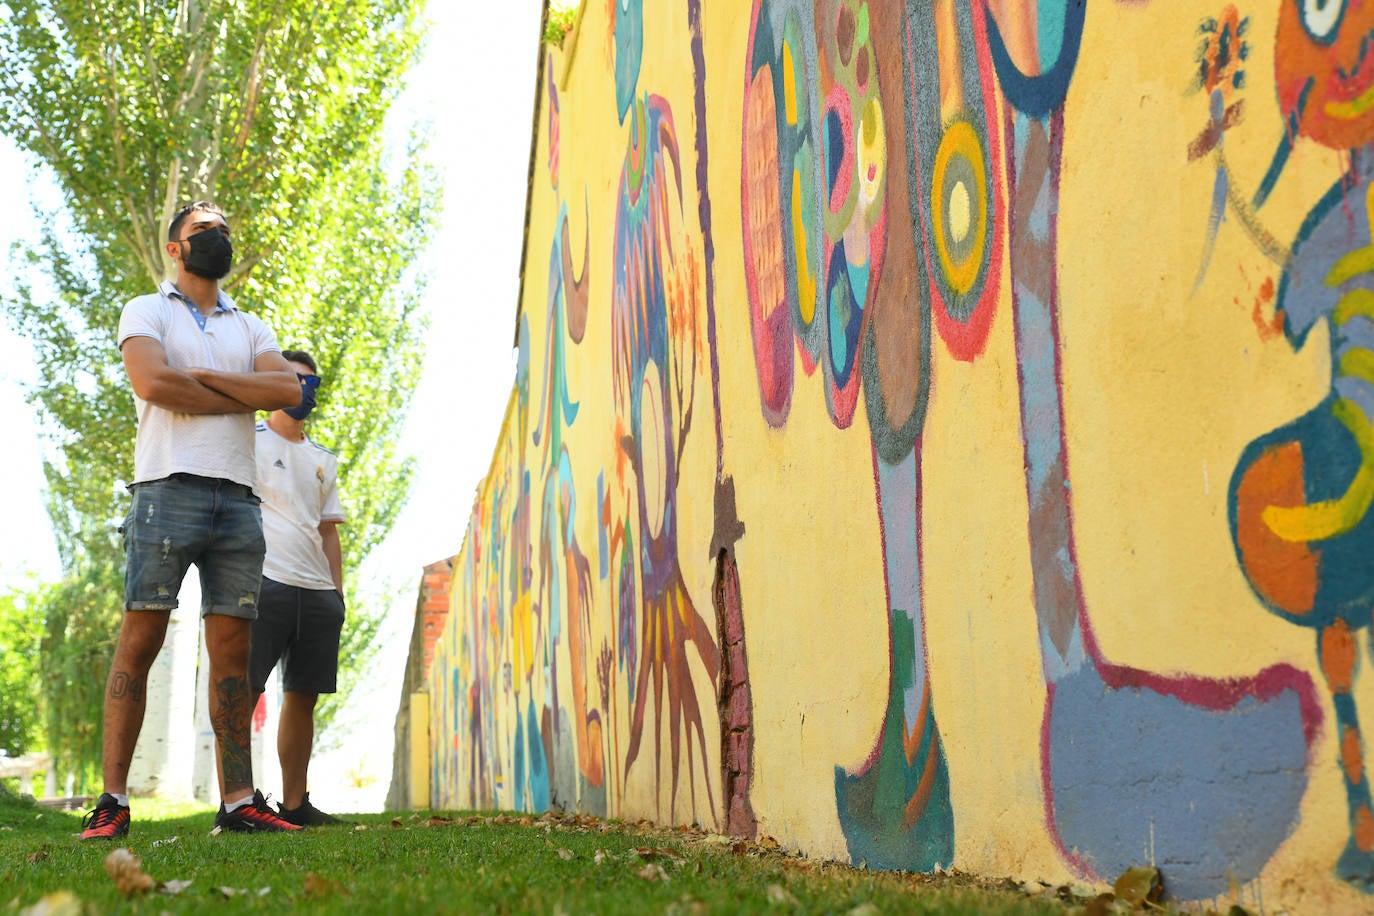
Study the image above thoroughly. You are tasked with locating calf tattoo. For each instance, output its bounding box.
[212,675,254,794]
[107,671,146,702]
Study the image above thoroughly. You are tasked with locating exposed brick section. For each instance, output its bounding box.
[714,549,757,839]
[419,558,456,679]
[385,555,456,812]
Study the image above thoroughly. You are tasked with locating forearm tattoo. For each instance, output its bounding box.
[211,675,254,794]
[107,671,146,702]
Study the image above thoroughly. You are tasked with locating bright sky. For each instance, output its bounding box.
[0,1,543,599]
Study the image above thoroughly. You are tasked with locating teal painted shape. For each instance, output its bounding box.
[835,607,954,870]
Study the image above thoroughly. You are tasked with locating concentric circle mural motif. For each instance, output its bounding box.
[930,118,989,307]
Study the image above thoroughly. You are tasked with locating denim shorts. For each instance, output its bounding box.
[122,474,266,619]
[249,578,346,694]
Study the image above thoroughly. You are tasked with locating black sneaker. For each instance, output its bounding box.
[213,790,304,833]
[276,792,346,826]
[80,793,130,840]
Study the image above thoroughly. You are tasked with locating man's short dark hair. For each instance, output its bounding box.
[282,350,318,374]
[168,200,226,241]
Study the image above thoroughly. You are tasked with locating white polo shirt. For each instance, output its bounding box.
[255,422,346,591]
[118,281,280,491]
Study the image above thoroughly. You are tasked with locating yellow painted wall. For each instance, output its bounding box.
[424,1,1374,909]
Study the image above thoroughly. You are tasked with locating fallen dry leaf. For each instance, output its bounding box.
[103,848,155,897]
[27,847,49,863]
[593,849,609,865]
[1112,865,1162,906]
[846,904,881,916]
[390,818,405,828]
[765,883,798,906]
[17,891,85,916]
[637,863,668,881]
[158,879,193,896]
[556,847,574,861]
[758,835,780,850]
[150,836,179,848]
[304,872,349,898]
[425,815,454,827]
[1081,892,1123,916]
[666,894,710,915]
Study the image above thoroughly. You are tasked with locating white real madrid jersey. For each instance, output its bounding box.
[254,421,346,590]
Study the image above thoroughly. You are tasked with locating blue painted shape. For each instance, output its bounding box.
[597,472,609,581]
[614,0,645,124]
[983,1,1085,118]
[513,711,527,808]
[825,106,845,195]
[827,240,861,387]
[876,450,927,723]
[526,700,551,812]
[1047,664,1310,901]
[617,540,637,704]
[1036,0,1068,74]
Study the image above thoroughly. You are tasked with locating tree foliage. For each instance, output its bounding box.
[35,559,123,790]
[0,585,45,758]
[0,0,438,769]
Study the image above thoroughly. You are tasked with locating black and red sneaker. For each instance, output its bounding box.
[213,790,305,833]
[80,793,130,840]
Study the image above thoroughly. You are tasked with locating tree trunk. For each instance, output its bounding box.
[126,577,200,799]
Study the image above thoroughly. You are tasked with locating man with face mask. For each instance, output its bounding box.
[82,201,306,839]
[249,349,349,826]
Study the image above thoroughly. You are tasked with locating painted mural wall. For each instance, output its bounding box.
[423,0,1374,909]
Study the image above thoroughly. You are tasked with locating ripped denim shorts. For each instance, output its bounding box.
[122,473,265,619]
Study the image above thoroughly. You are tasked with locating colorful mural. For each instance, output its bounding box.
[421,0,1374,908]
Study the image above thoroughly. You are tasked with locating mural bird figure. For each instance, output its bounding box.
[613,92,721,827]
[987,0,1320,900]
[1228,0,1374,891]
[535,201,603,812]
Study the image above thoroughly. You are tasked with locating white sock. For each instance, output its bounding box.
[110,793,129,807]
[222,795,253,813]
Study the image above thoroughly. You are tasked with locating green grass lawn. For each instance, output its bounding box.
[0,790,1126,914]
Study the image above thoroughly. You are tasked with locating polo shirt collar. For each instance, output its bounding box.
[159,279,236,313]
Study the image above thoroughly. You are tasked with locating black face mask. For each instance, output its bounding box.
[181,227,233,280]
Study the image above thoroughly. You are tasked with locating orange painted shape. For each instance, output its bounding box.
[1322,620,1358,694]
[1343,725,1365,786]
[1234,442,1319,615]
[1356,805,1374,854]
[1276,1,1374,150]
[903,676,932,767]
[985,0,1039,77]
[903,734,941,829]
[587,718,606,788]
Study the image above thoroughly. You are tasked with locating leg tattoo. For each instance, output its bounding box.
[107,671,147,702]
[212,675,254,795]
